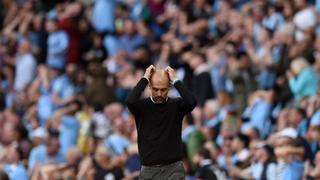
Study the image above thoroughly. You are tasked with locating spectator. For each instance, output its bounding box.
[118,18,147,55]
[184,52,214,106]
[28,130,64,172]
[304,151,320,179]
[91,0,116,33]
[287,57,318,102]
[45,17,69,70]
[2,145,28,180]
[77,143,124,180]
[228,141,277,180]
[193,147,227,180]
[274,134,305,180]
[14,39,36,92]
[33,147,82,179]
[288,107,308,137]
[231,133,250,167]
[46,100,80,156]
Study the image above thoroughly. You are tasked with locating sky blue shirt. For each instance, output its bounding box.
[243,98,272,138]
[52,74,76,107]
[47,30,69,70]
[289,67,318,101]
[297,118,308,137]
[262,12,285,30]
[28,145,65,169]
[119,34,146,54]
[283,159,304,180]
[310,109,320,126]
[59,115,80,155]
[105,133,131,155]
[14,53,37,92]
[316,0,320,12]
[3,163,28,180]
[182,125,197,143]
[91,0,116,32]
[37,94,54,126]
[103,35,120,56]
[250,162,277,180]
[205,116,220,128]
[210,56,228,92]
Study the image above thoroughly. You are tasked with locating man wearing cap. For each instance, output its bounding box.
[126,65,197,179]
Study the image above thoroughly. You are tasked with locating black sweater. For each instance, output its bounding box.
[126,78,197,166]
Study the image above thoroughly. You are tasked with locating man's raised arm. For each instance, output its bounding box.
[126,65,155,109]
[166,67,197,113]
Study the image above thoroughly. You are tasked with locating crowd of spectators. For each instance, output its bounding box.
[0,0,320,179]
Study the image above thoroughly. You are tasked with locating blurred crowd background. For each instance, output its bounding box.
[0,0,320,179]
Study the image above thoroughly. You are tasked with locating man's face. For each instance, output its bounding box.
[150,70,170,103]
[47,138,60,156]
[150,82,169,103]
[6,146,19,163]
[45,20,57,33]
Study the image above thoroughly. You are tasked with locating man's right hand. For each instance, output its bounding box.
[143,65,155,80]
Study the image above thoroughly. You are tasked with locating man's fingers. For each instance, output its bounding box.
[165,66,173,72]
[147,65,155,73]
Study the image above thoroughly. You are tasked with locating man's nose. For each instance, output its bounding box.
[157,90,162,96]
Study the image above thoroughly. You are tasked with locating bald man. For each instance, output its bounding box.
[126,65,196,179]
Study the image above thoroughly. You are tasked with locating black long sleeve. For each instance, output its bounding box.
[126,78,149,116]
[173,80,197,114]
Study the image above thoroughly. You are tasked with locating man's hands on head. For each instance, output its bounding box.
[144,65,178,84]
[165,66,176,82]
[143,65,155,80]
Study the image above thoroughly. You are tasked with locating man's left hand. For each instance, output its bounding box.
[166,66,176,82]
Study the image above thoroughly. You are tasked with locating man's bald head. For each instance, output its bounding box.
[150,69,170,103]
[150,69,170,87]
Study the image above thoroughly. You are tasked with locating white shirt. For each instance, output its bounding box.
[14,53,36,92]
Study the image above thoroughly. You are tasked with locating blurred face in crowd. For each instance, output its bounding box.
[104,102,123,120]
[94,144,111,164]
[222,141,233,155]
[244,127,259,141]
[255,147,269,163]
[277,108,290,131]
[294,0,307,10]
[252,5,264,21]
[195,0,205,8]
[2,123,16,144]
[6,146,19,164]
[217,91,230,106]
[66,63,78,83]
[66,147,81,165]
[203,100,219,120]
[288,108,303,127]
[93,34,103,48]
[18,39,31,54]
[189,54,203,70]
[150,69,170,104]
[231,136,242,152]
[45,19,58,33]
[310,126,320,142]
[257,28,270,44]
[314,36,320,52]
[124,19,135,36]
[314,151,320,166]
[47,137,60,156]
[32,14,42,31]
[275,136,291,147]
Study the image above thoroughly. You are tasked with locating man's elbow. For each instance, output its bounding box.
[125,96,132,106]
[125,94,136,107]
[189,95,197,109]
